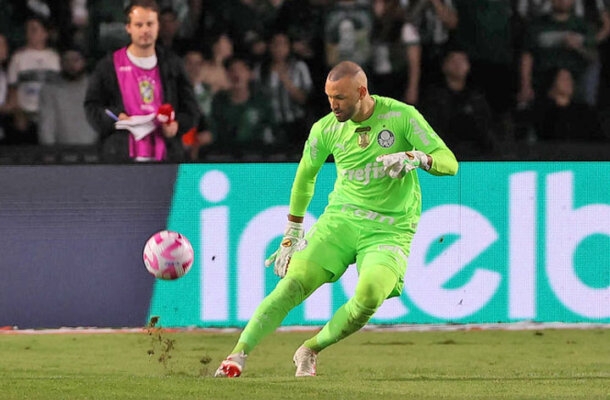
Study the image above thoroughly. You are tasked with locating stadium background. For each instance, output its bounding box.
[0,162,608,329]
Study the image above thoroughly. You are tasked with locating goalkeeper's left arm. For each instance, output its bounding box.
[427,147,459,176]
[377,147,458,179]
[411,111,459,176]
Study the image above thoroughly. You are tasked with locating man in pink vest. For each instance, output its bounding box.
[85,0,199,162]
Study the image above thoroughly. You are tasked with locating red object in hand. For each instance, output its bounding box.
[157,103,175,124]
[182,127,197,146]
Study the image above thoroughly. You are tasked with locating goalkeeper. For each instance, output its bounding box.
[215,60,459,378]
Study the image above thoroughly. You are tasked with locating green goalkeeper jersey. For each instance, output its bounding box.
[289,95,458,229]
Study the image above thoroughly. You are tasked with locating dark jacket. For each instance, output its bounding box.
[533,97,604,141]
[419,82,499,159]
[84,45,200,162]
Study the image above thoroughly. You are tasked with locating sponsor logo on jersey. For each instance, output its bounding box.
[138,78,154,104]
[410,118,430,145]
[309,137,319,160]
[377,129,395,148]
[323,124,340,134]
[378,245,408,261]
[342,162,387,185]
[378,111,401,119]
[341,204,395,225]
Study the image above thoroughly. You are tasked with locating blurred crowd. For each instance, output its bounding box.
[1,0,610,163]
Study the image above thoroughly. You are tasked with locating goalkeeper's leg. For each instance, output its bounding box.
[231,258,332,355]
[215,259,330,377]
[302,263,397,352]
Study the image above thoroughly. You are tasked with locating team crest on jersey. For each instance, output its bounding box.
[377,129,395,148]
[356,126,371,148]
[139,79,154,104]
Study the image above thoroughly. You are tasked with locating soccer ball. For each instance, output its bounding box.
[143,230,194,280]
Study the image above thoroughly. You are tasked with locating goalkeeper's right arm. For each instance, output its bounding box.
[288,157,323,218]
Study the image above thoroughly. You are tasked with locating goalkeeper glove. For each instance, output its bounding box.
[264,221,306,278]
[376,150,430,178]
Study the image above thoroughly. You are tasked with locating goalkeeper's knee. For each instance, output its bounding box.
[342,281,385,323]
[354,276,392,311]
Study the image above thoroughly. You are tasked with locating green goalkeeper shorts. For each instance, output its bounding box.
[290,209,417,298]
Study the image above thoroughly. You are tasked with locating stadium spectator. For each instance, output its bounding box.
[66,0,91,52]
[516,0,552,18]
[516,0,610,43]
[43,1,79,51]
[38,47,98,146]
[596,4,610,109]
[516,0,610,106]
[419,48,500,159]
[0,33,9,143]
[531,67,604,141]
[254,32,313,155]
[186,0,229,43]
[578,0,610,106]
[452,0,516,126]
[158,7,191,56]
[215,60,458,378]
[184,48,212,118]
[4,15,60,145]
[369,0,421,104]
[324,0,375,72]
[156,0,228,47]
[157,0,190,35]
[517,0,597,108]
[86,0,131,62]
[200,32,233,97]
[84,0,199,162]
[186,32,233,160]
[516,0,610,35]
[0,2,27,51]
[8,0,74,50]
[8,0,64,45]
[182,48,213,160]
[272,0,330,121]
[222,0,271,64]
[178,0,206,40]
[403,0,458,100]
[207,55,274,159]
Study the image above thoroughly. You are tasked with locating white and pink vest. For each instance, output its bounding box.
[113,48,166,161]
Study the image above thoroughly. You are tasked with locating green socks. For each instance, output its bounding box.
[303,297,376,352]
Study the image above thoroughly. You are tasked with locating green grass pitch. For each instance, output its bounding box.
[1,327,608,400]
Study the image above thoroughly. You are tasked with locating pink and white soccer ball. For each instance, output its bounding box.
[143,230,194,280]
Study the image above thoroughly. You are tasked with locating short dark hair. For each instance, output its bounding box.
[224,54,252,70]
[124,0,160,23]
[159,6,178,18]
[25,14,51,32]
